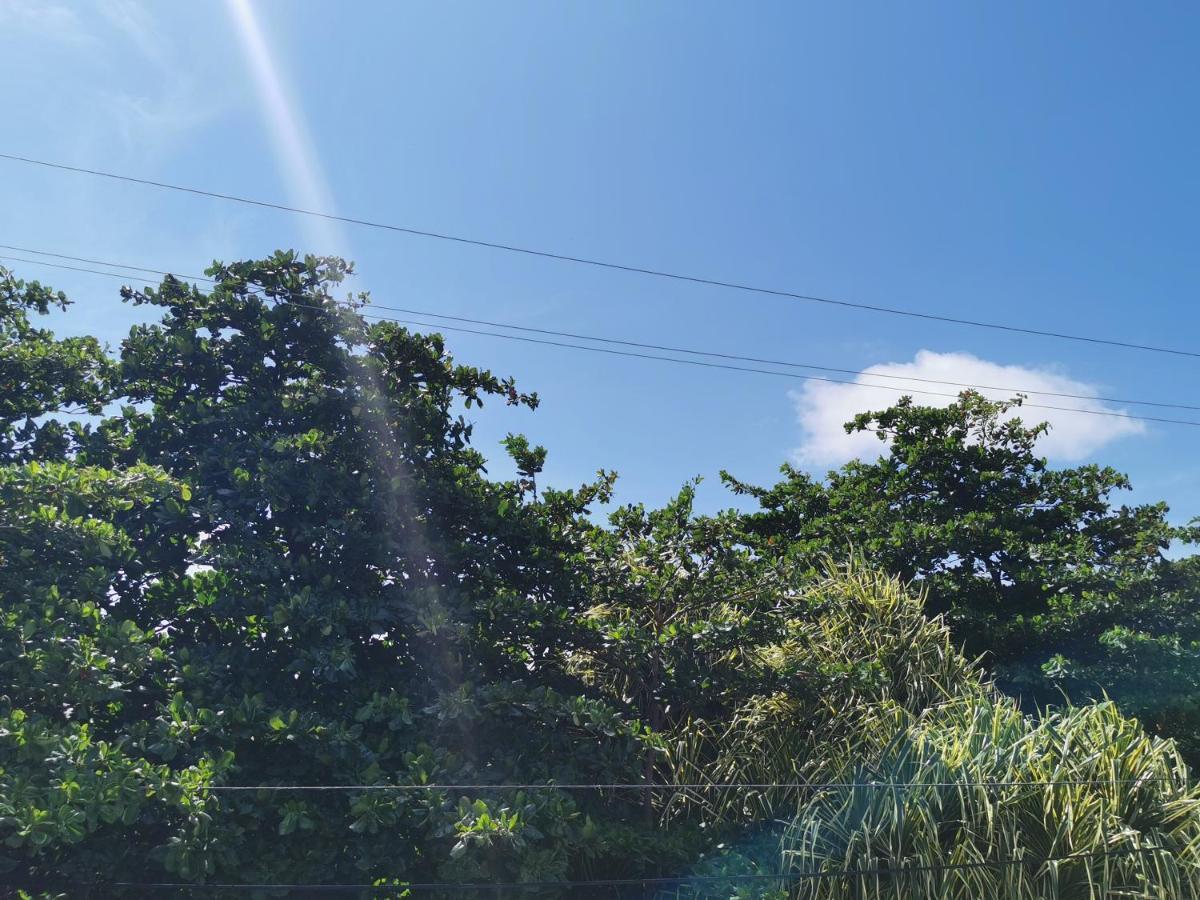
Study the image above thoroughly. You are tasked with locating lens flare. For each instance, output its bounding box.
[223,0,347,255]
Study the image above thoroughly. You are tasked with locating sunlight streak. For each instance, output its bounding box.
[224,0,347,255]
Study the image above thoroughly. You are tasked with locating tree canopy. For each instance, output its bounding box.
[2,255,1198,898]
[726,392,1200,759]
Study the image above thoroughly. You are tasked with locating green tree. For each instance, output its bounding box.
[727,392,1200,758]
[0,459,228,882]
[0,268,112,460]
[1,254,681,890]
[5,256,1200,896]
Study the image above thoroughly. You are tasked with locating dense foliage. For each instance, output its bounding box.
[1,258,675,890]
[2,255,1198,898]
[659,568,1200,899]
[727,394,1200,759]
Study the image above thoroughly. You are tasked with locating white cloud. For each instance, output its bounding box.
[94,2,230,155]
[0,0,89,40]
[0,3,232,165]
[98,0,169,66]
[791,350,1145,468]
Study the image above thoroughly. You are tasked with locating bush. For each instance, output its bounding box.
[664,567,1200,899]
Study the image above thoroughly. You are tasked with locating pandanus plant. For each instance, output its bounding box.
[658,566,1200,899]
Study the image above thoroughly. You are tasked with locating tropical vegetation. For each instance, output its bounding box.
[1,254,1198,897]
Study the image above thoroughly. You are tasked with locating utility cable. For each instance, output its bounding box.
[6,251,1199,427]
[13,846,1168,893]
[3,249,1197,421]
[198,777,1166,792]
[2,151,1196,359]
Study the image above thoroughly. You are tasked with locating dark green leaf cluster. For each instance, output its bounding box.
[726,392,1200,760]
[0,254,685,889]
[0,269,112,460]
[3,254,1199,897]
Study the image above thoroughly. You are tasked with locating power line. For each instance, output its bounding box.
[0,243,212,282]
[199,778,1165,791]
[6,250,1200,427]
[4,248,1199,421]
[0,253,201,284]
[5,252,1200,429]
[15,847,1169,893]
[362,306,1200,412]
[2,151,1196,360]
[374,314,1200,428]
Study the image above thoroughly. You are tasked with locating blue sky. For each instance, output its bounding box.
[2,1,1198,522]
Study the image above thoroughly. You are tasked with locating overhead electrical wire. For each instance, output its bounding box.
[199,777,1162,791]
[0,161,1189,890]
[382,315,1200,427]
[3,251,1199,428]
[2,151,1196,360]
[363,306,1200,412]
[12,847,1169,894]
[2,247,1197,420]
